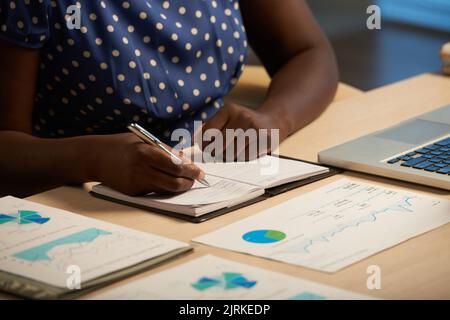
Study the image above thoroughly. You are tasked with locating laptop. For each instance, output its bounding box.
[318,104,450,190]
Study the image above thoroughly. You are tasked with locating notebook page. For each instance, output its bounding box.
[197,156,329,188]
[151,175,262,206]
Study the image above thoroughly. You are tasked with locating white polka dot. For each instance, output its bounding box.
[117,74,125,81]
[177,79,185,87]
[193,89,200,96]
[166,106,173,113]
[139,12,147,19]
[178,6,186,15]
[134,85,142,93]
[159,82,166,90]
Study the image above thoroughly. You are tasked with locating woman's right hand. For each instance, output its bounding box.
[89,133,205,196]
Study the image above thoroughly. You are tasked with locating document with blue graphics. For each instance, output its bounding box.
[194,179,450,272]
[95,255,372,300]
[0,196,191,299]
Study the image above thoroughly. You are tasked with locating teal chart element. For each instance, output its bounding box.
[289,292,326,300]
[242,230,286,244]
[13,228,112,262]
[0,210,50,225]
[192,272,257,291]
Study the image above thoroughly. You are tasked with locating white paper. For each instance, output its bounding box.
[198,156,328,188]
[194,179,450,272]
[150,176,262,206]
[94,255,372,300]
[0,196,189,288]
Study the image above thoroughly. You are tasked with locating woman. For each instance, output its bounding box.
[0,0,337,197]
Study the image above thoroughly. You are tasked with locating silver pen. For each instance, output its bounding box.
[127,123,210,187]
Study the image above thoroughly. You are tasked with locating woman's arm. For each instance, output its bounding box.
[0,41,203,197]
[241,0,338,135]
[202,0,338,159]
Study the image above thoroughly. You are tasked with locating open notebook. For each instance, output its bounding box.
[92,156,334,222]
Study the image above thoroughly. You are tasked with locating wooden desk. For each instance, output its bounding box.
[24,72,450,299]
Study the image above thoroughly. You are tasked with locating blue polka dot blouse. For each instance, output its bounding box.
[0,0,248,145]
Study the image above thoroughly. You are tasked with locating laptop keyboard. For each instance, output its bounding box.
[387,136,450,175]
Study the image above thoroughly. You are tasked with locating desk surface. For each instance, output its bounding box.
[25,71,450,299]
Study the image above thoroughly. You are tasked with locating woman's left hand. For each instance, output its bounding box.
[200,102,288,161]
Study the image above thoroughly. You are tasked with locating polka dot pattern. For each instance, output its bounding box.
[0,0,248,144]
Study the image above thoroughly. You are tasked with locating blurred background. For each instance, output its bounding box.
[248,0,450,90]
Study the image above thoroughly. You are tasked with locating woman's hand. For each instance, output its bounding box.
[90,133,205,196]
[201,102,287,161]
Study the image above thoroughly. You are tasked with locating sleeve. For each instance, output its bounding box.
[0,0,51,49]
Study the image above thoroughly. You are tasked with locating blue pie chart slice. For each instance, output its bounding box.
[242,230,286,244]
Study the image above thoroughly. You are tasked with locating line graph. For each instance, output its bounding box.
[293,195,417,254]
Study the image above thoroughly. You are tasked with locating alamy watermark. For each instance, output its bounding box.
[66,264,82,290]
[367,5,382,30]
[366,265,382,290]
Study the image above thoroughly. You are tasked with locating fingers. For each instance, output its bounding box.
[136,143,205,181]
[128,166,195,196]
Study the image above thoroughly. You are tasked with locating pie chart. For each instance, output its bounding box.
[242,229,286,244]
